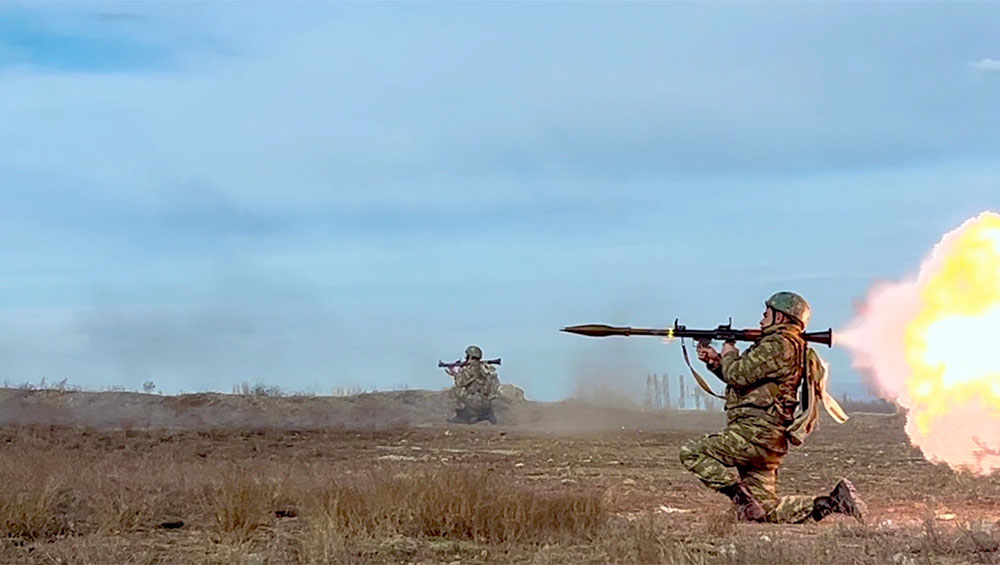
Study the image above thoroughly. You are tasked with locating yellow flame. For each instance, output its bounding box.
[840,211,1000,474]
[661,327,676,345]
[905,214,1000,436]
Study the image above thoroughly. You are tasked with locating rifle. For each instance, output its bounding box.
[438,358,502,369]
[560,319,833,400]
[560,319,833,347]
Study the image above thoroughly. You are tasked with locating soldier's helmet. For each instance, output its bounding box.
[465,345,483,360]
[765,291,811,327]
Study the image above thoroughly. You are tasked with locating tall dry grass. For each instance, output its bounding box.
[0,479,75,541]
[0,441,609,562]
[210,469,277,542]
[295,467,606,544]
[0,451,81,541]
[4,425,1000,564]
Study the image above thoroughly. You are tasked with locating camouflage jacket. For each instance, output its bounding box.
[452,362,499,400]
[712,323,807,451]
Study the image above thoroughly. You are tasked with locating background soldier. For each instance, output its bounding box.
[679,291,866,523]
[443,345,500,424]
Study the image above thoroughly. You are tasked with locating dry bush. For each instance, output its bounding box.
[408,468,605,543]
[0,452,80,541]
[210,468,277,542]
[0,480,76,541]
[90,482,155,535]
[231,382,285,397]
[81,459,158,535]
[297,466,608,547]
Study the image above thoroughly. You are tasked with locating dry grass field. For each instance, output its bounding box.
[1,388,999,564]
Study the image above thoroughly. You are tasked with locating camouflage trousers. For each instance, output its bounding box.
[450,389,495,423]
[451,388,489,411]
[679,428,816,523]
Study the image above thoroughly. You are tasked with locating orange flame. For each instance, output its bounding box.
[839,211,1000,474]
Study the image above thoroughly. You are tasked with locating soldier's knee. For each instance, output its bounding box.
[679,437,702,470]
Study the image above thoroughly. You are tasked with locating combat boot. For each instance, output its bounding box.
[812,478,866,523]
[719,482,766,522]
[448,409,471,424]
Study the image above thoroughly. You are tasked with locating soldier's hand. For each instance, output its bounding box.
[721,341,738,357]
[696,343,721,367]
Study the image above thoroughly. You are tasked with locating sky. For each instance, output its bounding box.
[1,2,999,402]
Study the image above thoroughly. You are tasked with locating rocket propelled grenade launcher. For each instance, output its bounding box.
[560,319,833,347]
[438,358,502,369]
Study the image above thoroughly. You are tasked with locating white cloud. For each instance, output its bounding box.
[970,58,1000,73]
[3,5,1000,216]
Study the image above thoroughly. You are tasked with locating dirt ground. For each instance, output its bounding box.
[2,388,999,564]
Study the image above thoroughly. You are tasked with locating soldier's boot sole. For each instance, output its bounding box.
[830,479,866,523]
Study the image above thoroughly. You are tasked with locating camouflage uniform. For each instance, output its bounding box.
[678,321,817,523]
[447,346,499,424]
[678,289,867,524]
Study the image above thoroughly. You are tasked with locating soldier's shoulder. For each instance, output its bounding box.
[761,331,800,348]
[747,332,799,358]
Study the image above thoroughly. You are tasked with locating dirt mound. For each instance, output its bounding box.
[0,388,452,430]
[0,388,720,432]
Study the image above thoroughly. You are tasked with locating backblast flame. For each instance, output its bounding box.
[838,211,1000,474]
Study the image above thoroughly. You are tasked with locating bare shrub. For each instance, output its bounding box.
[0,456,78,541]
[232,382,285,397]
[91,483,154,535]
[0,481,76,540]
[211,469,276,541]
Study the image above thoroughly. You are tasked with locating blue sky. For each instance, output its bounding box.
[1,2,999,402]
